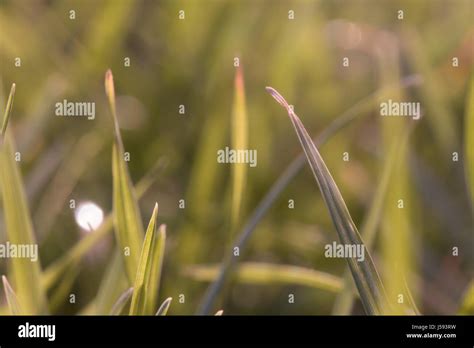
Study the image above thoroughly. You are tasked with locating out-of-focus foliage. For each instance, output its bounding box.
[0,0,472,315]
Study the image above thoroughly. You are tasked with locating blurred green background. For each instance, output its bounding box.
[0,0,472,315]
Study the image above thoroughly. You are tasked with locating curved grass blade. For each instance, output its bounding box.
[105,69,145,282]
[130,205,166,315]
[0,84,48,314]
[266,86,389,315]
[197,76,422,314]
[155,297,172,316]
[110,287,134,315]
[187,262,343,293]
[2,275,22,315]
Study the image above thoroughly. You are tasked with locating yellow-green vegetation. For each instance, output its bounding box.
[0,0,472,316]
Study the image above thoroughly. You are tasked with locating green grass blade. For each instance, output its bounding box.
[2,275,22,315]
[0,83,15,141]
[105,69,145,283]
[230,66,248,231]
[186,262,343,293]
[110,287,134,315]
[155,297,172,316]
[465,72,474,209]
[266,86,389,315]
[0,84,48,314]
[129,204,166,315]
[144,220,166,315]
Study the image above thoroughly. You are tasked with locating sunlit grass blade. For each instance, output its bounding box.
[0,83,15,143]
[0,84,48,314]
[266,86,389,315]
[197,76,422,314]
[130,204,166,315]
[110,287,134,315]
[105,69,145,282]
[230,65,248,231]
[145,220,166,315]
[155,297,172,316]
[215,309,224,316]
[186,262,343,293]
[2,275,22,315]
[465,73,474,209]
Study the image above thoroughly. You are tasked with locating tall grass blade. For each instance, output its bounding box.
[155,297,172,316]
[230,66,248,231]
[105,69,145,282]
[187,262,343,293]
[144,220,166,315]
[0,83,15,143]
[266,86,389,315]
[129,204,166,315]
[2,275,22,315]
[0,84,48,314]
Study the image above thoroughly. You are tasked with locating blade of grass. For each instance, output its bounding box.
[0,83,15,143]
[110,287,134,315]
[129,204,166,315]
[0,83,48,314]
[230,65,248,232]
[105,69,145,283]
[197,76,422,314]
[155,297,172,316]
[266,86,389,315]
[2,275,22,315]
[144,220,166,315]
[187,262,343,293]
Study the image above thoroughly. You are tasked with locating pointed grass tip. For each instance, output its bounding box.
[265,86,291,111]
